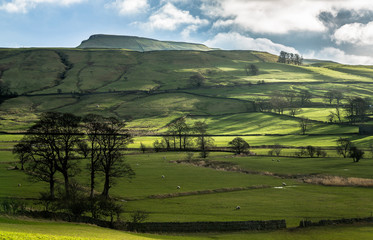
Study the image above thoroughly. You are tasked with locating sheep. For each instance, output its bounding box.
[236,206,241,210]
[277,159,280,162]
[17,184,22,187]
[161,175,165,179]
[177,186,181,189]
[282,182,287,186]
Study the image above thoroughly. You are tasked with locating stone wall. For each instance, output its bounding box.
[127,220,286,232]
[299,217,373,227]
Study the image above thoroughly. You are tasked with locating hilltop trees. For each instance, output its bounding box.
[277,51,303,65]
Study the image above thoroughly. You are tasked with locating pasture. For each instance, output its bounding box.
[1,48,373,238]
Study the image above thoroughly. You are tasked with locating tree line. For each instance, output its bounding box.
[277,51,303,65]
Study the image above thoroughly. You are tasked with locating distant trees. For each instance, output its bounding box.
[0,79,11,96]
[228,137,250,155]
[336,137,351,158]
[349,146,364,162]
[156,119,214,157]
[324,90,343,105]
[193,121,214,158]
[254,89,313,114]
[189,73,205,88]
[344,97,370,123]
[277,51,303,65]
[299,117,311,135]
[336,137,364,162]
[245,64,259,76]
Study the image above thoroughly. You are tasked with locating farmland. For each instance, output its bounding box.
[1,47,373,239]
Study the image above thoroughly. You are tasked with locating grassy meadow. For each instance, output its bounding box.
[1,48,373,239]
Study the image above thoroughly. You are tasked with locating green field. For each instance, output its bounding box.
[1,48,373,239]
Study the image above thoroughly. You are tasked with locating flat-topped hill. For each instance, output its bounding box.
[77,34,212,51]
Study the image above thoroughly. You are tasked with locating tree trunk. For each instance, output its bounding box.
[102,171,110,198]
[63,172,69,197]
[90,164,95,198]
[49,177,55,199]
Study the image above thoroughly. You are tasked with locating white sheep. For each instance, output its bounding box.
[236,206,241,210]
[177,186,181,189]
[282,182,287,186]
[161,175,165,178]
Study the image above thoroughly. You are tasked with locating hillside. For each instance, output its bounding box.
[77,34,212,51]
[0,47,372,147]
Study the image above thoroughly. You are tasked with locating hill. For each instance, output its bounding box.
[77,34,212,51]
[0,47,372,148]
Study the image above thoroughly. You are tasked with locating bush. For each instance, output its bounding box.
[0,198,26,214]
[130,210,149,223]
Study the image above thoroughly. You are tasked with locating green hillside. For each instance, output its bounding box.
[77,34,212,51]
[1,48,372,141]
[2,46,373,239]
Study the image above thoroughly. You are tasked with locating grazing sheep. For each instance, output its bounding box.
[161,175,165,178]
[277,159,280,162]
[236,206,241,210]
[272,159,275,161]
[177,186,181,189]
[17,184,21,187]
[282,182,287,186]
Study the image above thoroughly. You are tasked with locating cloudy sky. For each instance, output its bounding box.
[1,0,373,65]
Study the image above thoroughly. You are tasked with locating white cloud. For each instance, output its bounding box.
[181,25,198,39]
[204,32,298,55]
[0,0,84,13]
[145,3,208,31]
[305,47,373,65]
[334,22,373,46]
[201,0,373,34]
[108,0,149,15]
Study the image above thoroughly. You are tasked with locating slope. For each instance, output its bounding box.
[77,34,212,51]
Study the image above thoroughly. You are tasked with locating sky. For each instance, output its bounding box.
[1,0,373,65]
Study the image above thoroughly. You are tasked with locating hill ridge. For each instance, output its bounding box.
[77,34,212,51]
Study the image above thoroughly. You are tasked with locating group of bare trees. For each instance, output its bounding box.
[255,90,312,114]
[153,118,215,158]
[13,112,134,200]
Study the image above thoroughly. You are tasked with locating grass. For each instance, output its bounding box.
[2,151,373,228]
[0,216,152,240]
[2,215,373,239]
[2,48,373,238]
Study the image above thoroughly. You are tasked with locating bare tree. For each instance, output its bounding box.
[336,137,351,158]
[193,121,214,158]
[299,117,311,135]
[13,141,32,170]
[20,112,82,197]
[298,90,312,106]
[96,117,135,198]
